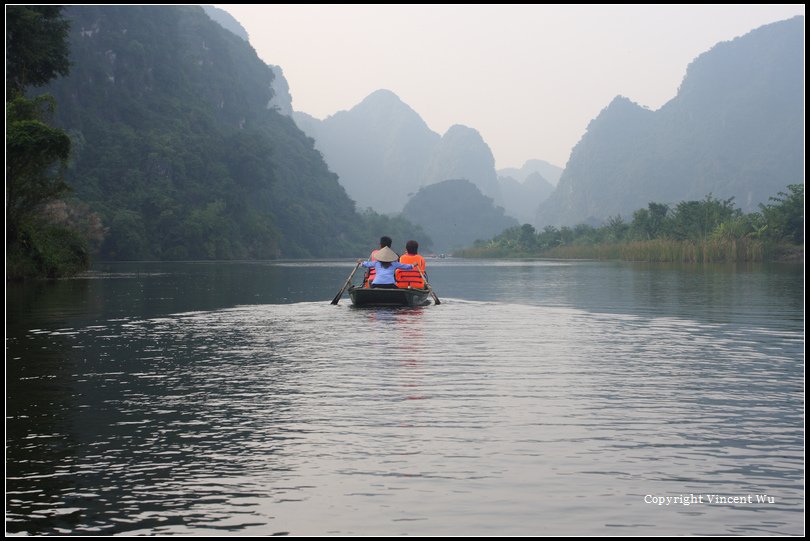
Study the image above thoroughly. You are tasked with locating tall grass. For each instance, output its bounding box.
[541,243,623,259]
[455,245,526,258]
[540,238,765,262]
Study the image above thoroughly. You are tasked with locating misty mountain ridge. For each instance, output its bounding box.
[498,159,563,186]
[495,159,561,224]
[421,124,501,205]
[498,172,555,224]
[293,89,440,214]
[537,16,804,227]
[294,89,560,219]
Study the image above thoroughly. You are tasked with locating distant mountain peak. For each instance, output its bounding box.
[295,90,511,219]
[346,88,424,122]
[443,124,483,139]
[592,95,650,123]
[498,159,563,187]
[363,88,404,104]
[607,94,637,107]
[292,89,440,214]
[673,15,804,111]
[521,158,561,170]
[425,123,500,203]
[537,16,804,227]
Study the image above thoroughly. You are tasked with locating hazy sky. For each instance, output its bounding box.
[215,4,803,169]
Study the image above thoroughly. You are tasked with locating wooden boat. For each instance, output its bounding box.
[348,285,431,307]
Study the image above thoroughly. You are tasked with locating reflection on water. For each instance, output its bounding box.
[6,260,804,535]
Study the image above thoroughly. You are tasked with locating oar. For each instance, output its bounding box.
[417,267,441,305]
[331,262,362,305]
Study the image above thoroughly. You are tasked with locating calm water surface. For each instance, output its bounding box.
[6,260,804,535]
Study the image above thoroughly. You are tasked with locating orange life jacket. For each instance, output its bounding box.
[364,267,376,288]
[396,254,426,288]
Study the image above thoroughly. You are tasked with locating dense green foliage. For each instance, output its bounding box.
[759,184,804,244]
[7,220,90,280]
[40,6,375,260]
[402,179,518,252]
[6,6,89,280]
[538,17,804,227]
[5,6,70,96]
[6,97,71,239]
[461,186,803,262]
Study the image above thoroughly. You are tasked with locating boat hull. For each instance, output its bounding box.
[348,286,431,307]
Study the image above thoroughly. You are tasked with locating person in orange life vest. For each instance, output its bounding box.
[365,236,396,287]
[397,240,427,289]
[357,246,413,289]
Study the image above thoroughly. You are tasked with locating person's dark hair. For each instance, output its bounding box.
[380,236,392,248]
[381,261,391,268]
[405,240,419,255]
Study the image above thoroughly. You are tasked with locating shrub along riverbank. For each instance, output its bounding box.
[457,186,803,263]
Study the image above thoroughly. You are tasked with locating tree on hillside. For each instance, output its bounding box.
[6,97,71,242]
[666,195,738,240]
[631,202,669,240]
[759,184,804,244]
[6,6,71,97]
[6,6,88,279]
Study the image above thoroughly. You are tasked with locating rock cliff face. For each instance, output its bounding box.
[537,16,804,227]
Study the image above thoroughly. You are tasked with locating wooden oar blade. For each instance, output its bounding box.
[331,262,361,305]
[416,267,441,305]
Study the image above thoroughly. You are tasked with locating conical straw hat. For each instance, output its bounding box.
[374,246,399,262]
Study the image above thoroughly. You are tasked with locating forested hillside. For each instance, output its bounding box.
[41,5,368,259]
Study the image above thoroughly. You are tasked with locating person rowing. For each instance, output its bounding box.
[357,246,414,289]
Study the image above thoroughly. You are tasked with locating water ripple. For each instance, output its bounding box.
[6,298,804,535]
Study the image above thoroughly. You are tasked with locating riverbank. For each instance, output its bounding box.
[456,239,803,263]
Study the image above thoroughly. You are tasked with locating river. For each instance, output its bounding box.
[6,259,804,535]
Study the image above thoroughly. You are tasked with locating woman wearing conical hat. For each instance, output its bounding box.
[357,246,414,289]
